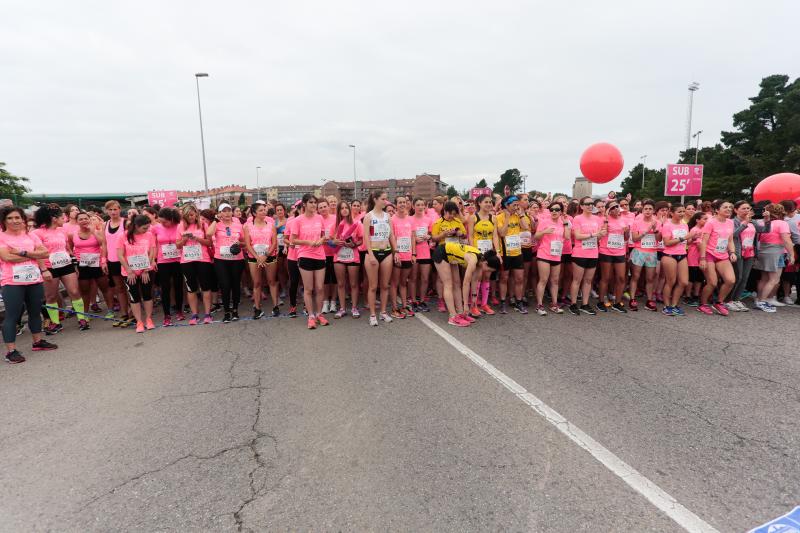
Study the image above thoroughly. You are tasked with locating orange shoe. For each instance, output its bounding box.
[145,318,155,330]
[469,306,482,318]
[317,315,329,326]
[480,304,495,315]
[135,321,145,333]
[307,317,317,329]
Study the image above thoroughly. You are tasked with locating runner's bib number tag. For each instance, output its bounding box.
[673,229,688,240]
[219,245,235,259]
[161,243,180,259]
[278,234,285,247]
[477,239,493,253]
[372,222,390,241]
[79,253,100,267]
[337,246,354,261]
[607,234,625,250]
[715,237,729,253]
[742,237,754,248]
[182,245,202,261]
[396,237,411,253]
[127,254,150,271]
[582,237,597,250]
[49,251,72,269]
[640,234,657,248]
[505,234,521,252]
[253,244,268,256]
[12,264,41,283]
[415,227,428,239]
[549,240,563,257]
[445,236,460,244]
[519,231,532,246]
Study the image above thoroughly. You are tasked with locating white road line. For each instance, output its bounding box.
[415,314,720,533]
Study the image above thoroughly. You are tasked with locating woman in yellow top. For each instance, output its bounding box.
[496,195,531,314]
[431,201,467,312]
[466,194,501,316]
[432,241,500,327]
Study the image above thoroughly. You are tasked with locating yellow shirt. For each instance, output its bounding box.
[472,213,495,253]
[496,211,522,257]
[432,217,466,244]
[442,242,481,266]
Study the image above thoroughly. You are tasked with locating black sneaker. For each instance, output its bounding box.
[272,306,280,317]
[611,302,627,313]
[32,339,58,351]
[596,302,608,313]
[78,319,91,331]
[288,306,297,318]
[580,304,597,315]
[5,350,25,364]
[16,322,25,336]
[222,312,232,323]
[231,310,240,321]
[568,304,580,315]
[210,303,222,313]
[45,323,63,335]
[253,308,264,320]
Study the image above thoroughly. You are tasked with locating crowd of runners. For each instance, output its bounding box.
[1,190,798,364]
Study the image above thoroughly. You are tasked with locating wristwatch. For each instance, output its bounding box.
[20,250,27,257]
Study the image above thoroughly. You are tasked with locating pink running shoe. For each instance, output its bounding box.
[712,303,729,316]
[696,304,714,315]
[448,315,470,327]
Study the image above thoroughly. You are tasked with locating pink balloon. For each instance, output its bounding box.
[580,143,624,184]
[752,173,800,203]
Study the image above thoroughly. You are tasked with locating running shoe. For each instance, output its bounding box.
[223,312,232,323]
[460,313,476,323]
[437,299,446,313]
[321,301,330,314]
[536,305,547,316]
[403,306,415,317]
[782,296,794,305]
[712,303,729,316]
[549,305,564,314]
[163,315,173,327]
[307,317,317,329]
[189,314,198,326]
[32,339,58,351]
[448,315,470,327]
[369,315,378,326]
[499,301,508,314]
[145,318,155,330]
[579,304,596,315]
[469,306,482,318]
[78,319,91,331]
[46,323,63,335]
[735,301,749,312]
[696,304,714,315]
[673,306,686,316]
[596,302,609,313]
[515,302,529,314]
[568,304,580,316]
[645,300,657,312]
[335,308,346,319]
[176,312,186,321]
[380,312,393,323]
[629,299,639,311]
[91,303,101,313]
[351,306,361,318]
[490,296,500,306]
[329,301,337,313]
[611,302,627,313]
[391,309,405,319]
[418,301,430,312]
[317,315,329,326]
[253,308,264,320]
[203,314,213,324]
[105,311,115,320]
[755,301,776,313]
[231,310,240,321]
[767,298,786,307]
[5,350,25,364]
[686,297,699,307]
[136,321,145,333]
[661,306,674,316]
[272,306,280,317]
[210,302,222,313]
[112,301,121,312]
[480,304,495,315]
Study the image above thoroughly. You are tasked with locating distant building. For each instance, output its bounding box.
[271,184,323,205]
[320,173,448,202]
[572,177,592,199]
[179,184,256,206]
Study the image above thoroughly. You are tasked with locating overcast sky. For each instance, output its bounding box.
[2,0,797,196]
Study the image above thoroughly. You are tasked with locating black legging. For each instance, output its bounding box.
[213,258,244,311]
[2,284,44,343]
[156,262,183,316]
[288,259,300,307]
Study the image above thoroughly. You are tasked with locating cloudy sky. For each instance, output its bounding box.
[2,0,797,196]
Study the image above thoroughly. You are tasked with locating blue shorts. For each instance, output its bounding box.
[631,249,658,268]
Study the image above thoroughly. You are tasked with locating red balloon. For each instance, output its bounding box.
[580,143,624,184]
[752,173,800,203]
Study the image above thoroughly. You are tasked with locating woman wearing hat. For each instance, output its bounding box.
[206,203,245,323]
[495,195,530,314]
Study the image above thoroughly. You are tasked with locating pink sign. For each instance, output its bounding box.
[147,190,179,206]
[470,187,492,199]
[664,164,703,196]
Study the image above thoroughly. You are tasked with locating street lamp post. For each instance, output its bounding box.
[521,174,528,194]
[255,166,261,201]
[692,130,703,165]
[348,144,357,201]
[685,82,700,150]
[640,155,648,189]
[194,73,210,197]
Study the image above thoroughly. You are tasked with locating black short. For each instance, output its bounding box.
[371,250,392,264]
[50,264,76,278]
[502,254,524,270]
[522,248,534,262]
[432,244,447,264]
[397,260,413,270]
[324,256,336,283]
[298,257,326,271]
[571,257,598,269]
[539,258,561,266]
[124,277,153,304]
[359,250,367,264]
[78,266,103,280]
[689,266,705,283]
[182,261,215,292]
[657,251,664,260]
[662,253,687,262]
[599,253,626,264]
[107,261,122,277]
[561,253,572,264]
[416,258,433,265]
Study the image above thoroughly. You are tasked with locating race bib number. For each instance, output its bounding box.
[219,245,235,259]
[477,239,493,253]
[549,239,563,257]
[253,244,268,256]
[12,263,41,283]
[49,251,72,269]
[396,237,411,253]
[673,228,688,240]
[182,245,202,261]
[715,237,729,254]
[582,237,597,250]
[79,252,100,267]
[278,234,285,247]
[742,237,754,248]
[415,227,428,239]
[372,221,390,241]
[445,236,460,244]
[640,234,657,249]
[337,246,354,261]
[505,234,521,252]
[127,254,150,271]
[607,233,625,250]
[519,231,532,246]
[161,243,180,259]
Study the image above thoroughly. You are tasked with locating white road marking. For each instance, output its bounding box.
[416,314,720,533]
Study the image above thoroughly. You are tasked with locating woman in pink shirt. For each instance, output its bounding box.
[730,201,762,310]
[289,194,329,329]
[206,203,246,323]
[534,202,570,315]
[659,204,690,316]
[177,204,214,325]
[70,211,113,324]
[363,190,397,326]
[317,199,338,315]
[698,200,737,316]
[629,200,661,311]
[33,204,87,332]
[63,204,81,238]
[0,206,58,363]
[244,202,278,319]
[754,203,795,311]
[567,196,606,315]
[153,207,184,327]
[118,215,156,333]
[332,201,363,319]
[410,198,433,313]
[389,195,416,319]
[597,201,630,313]
[104,200,131,326]
[685,212,708,306]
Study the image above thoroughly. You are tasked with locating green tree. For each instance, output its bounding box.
[492,168,523,195]
[445,185,459,198]
[618,164,668,201]
[0,162,31,199]
[475,178,488,188]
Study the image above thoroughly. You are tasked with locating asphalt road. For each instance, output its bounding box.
[1,302,798,532]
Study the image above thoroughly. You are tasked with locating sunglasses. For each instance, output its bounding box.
[582,202,593,206]
[549,207,562,212]
[608,205,620,210]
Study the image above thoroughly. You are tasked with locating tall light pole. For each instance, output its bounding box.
[640,155,648,189]
[255,166,261,201]
[685,82,700,150]
[348,144,357,201]
[692,130,703,164]
[521,174,528,194]
[195,73,210,197]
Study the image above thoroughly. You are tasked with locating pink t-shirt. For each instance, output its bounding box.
[293,214,326,260]
[412,216,432,260]
[702,217,734,260]
[63,222,81,238]
[32,226,70,269]
[120,231,155,276]
[391,214,415,261]
[152,223,181,264]
[758,219,790,246]
[104,220,125,262]
[561,216,573,255]
[599,216,628,256]
[320,215,337,257]
[536,217,565,262]
[72,230,104,266]
[285,217,299,261]
[740,223,756,258]
[661,220,689,255]
[245,219,276,256]
[571,214,602,259]
[213,219,244,260]
[0,231,44,285]
[633,218,661,251]
[334,220,363,264]
[178,222,211,263]
[687,226,703,267]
